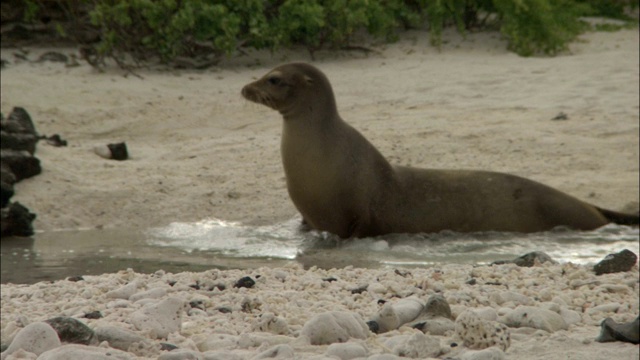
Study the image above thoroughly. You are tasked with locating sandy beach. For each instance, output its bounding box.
[1,28,639,359]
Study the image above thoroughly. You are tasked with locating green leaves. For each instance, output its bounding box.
[64,0,637,67]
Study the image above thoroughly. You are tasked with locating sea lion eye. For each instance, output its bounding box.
[268,77,281,85]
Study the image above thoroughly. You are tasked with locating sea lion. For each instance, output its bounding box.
[241,62,639,238]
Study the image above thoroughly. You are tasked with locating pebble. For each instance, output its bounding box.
[300,311,369,345]
[44,317,96,345]
[37,344,133,360]
[157,349,203,360]
[251,344,294,359]
[596,316,639,344]
[130,288,167,302]
[325,342,367,359]
[455,310,511,351]
[386,332,441,358]
[252,312,290,335]
[369,297,425,333]
[501,306,568,333]
[130,297,186,339]
[106,281,139,299]
[1,322,60,359]
[593,249,637,275]
[94,325,150,351]
[459,347,506,360]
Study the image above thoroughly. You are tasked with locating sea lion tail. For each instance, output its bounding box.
[595,207,640,226]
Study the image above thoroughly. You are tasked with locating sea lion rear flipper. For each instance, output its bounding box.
[595,207,640,226]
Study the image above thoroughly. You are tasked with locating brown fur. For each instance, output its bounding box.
[241,62,639,238]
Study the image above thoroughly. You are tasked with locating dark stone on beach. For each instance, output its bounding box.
[0,149,41,181]
[350,284,369,294]
[492,251,556,267]
[234,276,255,289]
[189,300,205,311]
[322,277,338,282]
[0,178,14,208]
[593,249,638,275]
[84,311,103,319]
[1,202,36,237]
[45,316,96,345]
[216,307,232,314]
[596,316,639,344]
[513,251,557,267]
[43,134,67,147]
[160,343,179,351]
[0,131,38,154]
[425,294,453,319]
[2,107,37,135]
[466,278,477,285]
[366,320,380,334]
[67,275,84,282]
[107,142,128,161]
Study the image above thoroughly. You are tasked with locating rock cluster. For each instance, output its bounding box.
[1,107,41,237]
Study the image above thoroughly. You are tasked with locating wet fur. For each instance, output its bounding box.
[242,62,639,238]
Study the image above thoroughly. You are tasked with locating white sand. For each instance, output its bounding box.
[1,29,638,231]
[1,29,639,359]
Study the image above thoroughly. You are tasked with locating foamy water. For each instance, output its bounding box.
[2,217,637,284]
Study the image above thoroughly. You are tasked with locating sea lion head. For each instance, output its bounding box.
[241,62,337,119]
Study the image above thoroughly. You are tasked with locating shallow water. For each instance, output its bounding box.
[1,217,638,284]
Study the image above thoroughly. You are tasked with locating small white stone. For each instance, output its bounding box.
[130,297,185,339]
[251,344,294,359]
[2,322,60,359]
[130,288,167,302]
[459,347,505,360]
[106,281,138,299]
[37,344,133,360]
[300,311,369,345]
[325,342,367,360]
[390,332,440,358]
[501,306,568,333]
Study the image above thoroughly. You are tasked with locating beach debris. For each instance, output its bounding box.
[596,316,639,344]
[1,322,61,358]
[500,306,568,333]
[44,317,96,345]
[94,142,129,161]
[300,311,369,345]
[66,276,84,282]
[492,251,557,267]
[593,249,638,275]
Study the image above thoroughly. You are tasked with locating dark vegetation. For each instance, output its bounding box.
[1,0,638,69]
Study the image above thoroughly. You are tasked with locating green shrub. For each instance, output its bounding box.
[8,0,638,67]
